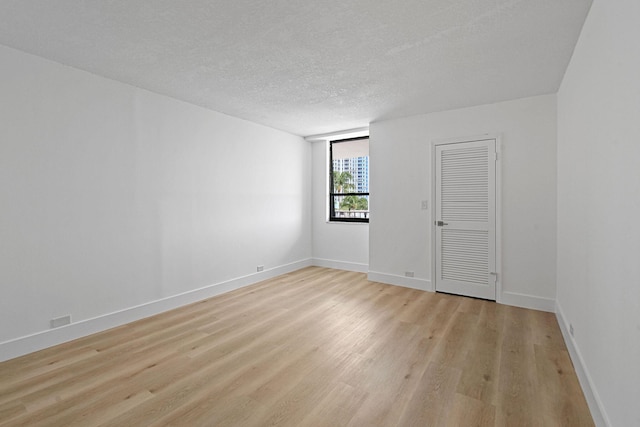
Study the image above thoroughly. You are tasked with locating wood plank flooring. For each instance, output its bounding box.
[0,267,594,426]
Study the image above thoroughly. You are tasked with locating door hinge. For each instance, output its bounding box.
[489,272,498,283]
[493,152,498,161]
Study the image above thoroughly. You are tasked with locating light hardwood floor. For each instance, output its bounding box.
[0,267,593,426]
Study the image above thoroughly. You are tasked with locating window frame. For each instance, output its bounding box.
[329,136,370,223]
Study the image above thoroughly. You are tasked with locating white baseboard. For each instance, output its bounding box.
[312,258,368,273]
[499,291,555,312]
[367,271,433,292]
[0,258,313,363]
[555,301,610,427]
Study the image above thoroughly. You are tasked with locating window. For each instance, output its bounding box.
[329,136,369,222]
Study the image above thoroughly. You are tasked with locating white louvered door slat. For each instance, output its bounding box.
[435,139,496,300]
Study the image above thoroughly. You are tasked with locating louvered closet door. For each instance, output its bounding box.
[435,138,496,300]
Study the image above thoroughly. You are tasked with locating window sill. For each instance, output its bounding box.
[325,220,369,225]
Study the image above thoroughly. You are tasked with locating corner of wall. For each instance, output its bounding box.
[499,291,555,312]
[312,258,368,273]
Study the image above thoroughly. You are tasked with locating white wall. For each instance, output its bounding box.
[311,140,368,272]
[369,95,558,310]
[0,45,311,358]
[556,0,640,425]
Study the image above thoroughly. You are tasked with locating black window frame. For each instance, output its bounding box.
[329,136,370,223]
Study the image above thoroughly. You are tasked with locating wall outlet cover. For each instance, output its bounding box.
[51,315,72,329]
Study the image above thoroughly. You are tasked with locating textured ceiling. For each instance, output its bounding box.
[0,0,592,136]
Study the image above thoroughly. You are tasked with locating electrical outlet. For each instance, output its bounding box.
[405,271,414,278]
[569,323,574,337]
[51,315,71,329]
[257,265,264,272]
[421,200,428,210]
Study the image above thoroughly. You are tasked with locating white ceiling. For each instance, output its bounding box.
[0,0,592,136]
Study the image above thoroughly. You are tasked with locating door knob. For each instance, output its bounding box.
[436,220,448,226]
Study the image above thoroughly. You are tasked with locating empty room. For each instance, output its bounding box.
[0,0,638,426]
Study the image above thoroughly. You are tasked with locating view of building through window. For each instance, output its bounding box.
[329,137,369,222]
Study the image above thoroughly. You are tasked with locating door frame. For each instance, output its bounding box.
[430,133,503,302]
